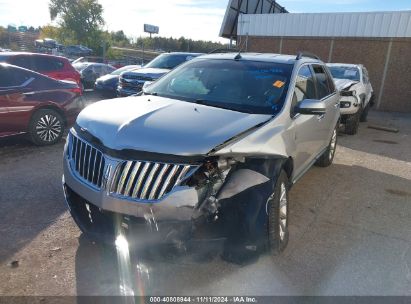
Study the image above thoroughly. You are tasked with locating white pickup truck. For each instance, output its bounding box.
[327,63,374,135]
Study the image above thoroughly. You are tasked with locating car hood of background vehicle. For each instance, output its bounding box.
[96,74,118,84]
[76,96,272,156]
[334,78,359,91]
[122,68,170,80]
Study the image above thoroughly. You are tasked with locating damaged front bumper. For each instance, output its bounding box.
[62,131,270,244]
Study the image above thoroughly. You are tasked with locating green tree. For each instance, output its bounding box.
[49,0,104,53]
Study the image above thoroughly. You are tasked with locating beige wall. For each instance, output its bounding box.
[243,36,411,112]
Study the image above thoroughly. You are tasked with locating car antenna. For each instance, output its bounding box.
[234,37,248,60]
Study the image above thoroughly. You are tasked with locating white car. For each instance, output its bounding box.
[327,63,374,135]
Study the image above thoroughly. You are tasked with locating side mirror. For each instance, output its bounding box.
[294,99,326,115]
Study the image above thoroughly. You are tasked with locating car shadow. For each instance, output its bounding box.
[74,163,411,296]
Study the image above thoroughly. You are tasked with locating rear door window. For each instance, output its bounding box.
[10,56,33,70]
[33,56,65,72]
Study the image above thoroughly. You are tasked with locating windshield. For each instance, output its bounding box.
[329,66,360,81]
[145,59,293,115]
[145,54,194,70]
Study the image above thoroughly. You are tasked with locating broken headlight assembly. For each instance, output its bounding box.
[185,157,240,188]
[340,90,356,97]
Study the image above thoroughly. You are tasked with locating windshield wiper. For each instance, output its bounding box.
[194,99,253,113]
[144,92,158,96]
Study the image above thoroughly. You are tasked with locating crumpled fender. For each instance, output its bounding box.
[217,157,289,244]
[217,169,270,200]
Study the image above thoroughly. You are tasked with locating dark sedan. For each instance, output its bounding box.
[117,52,202,97]
[0,63,83,145]
[94,65,141,98]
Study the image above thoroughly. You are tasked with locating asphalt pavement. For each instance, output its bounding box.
[0,109,410,296]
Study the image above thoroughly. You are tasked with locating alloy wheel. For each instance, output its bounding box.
[36,114,62,142]
[279,182,288,242]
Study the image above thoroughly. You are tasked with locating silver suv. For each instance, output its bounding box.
[63,52,340,260]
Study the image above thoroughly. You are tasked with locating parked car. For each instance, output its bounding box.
[327,63,374,135]
[65,45,93,57]
[95,65,141,98]
[73,62,116,89]
[0,52,82,87]
[117,52,202,96]
[63,52,340,261]
[0,63,83,145]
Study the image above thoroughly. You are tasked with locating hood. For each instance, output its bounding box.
[334,78,359,91]
[76,96,272,156]
[96,74,118,84]
[122,67,170,80]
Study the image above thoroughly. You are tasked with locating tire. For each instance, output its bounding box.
[344,111,360,135]
[360,102,370,122]
[315,125,338,168]
[267,170,290,255]
[29,109,65,146]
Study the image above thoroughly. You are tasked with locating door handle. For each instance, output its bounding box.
[23,92,35,96]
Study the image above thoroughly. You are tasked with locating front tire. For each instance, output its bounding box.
[267,170,289,255]
[29,109,65,146]
[344,111,360,135]
[315,125,337,167]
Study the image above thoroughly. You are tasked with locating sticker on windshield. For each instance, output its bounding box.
[273,80,285,88]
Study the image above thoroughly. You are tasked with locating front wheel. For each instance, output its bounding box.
[29,109,65,146]
[267,170,290,255]
[315,125,338,167]
[344,111,360,135]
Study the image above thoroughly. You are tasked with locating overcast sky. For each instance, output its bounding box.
[0,0,410,42]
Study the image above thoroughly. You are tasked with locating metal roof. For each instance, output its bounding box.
[220,0,287,39]
[237,11,411,38]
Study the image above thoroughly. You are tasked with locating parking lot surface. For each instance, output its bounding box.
[0,109,410,296]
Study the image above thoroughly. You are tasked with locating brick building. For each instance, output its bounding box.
[220,1,411,112]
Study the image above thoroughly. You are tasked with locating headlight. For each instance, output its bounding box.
[341,90,355,97]
[185,157,239,188]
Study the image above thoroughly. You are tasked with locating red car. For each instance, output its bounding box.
[0,63,83,145]
[0,52,81,86]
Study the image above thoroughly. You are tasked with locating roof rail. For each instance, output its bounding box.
[296,52,321,61]
[208,48,239,54]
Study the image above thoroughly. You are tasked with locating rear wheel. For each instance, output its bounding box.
[29,109,64,146]
[267,170,289,255]
[315,125,337,167]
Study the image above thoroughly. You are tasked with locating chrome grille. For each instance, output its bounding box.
[111,160,196,201]
[69,133,105,188]
[122,75,153,81]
